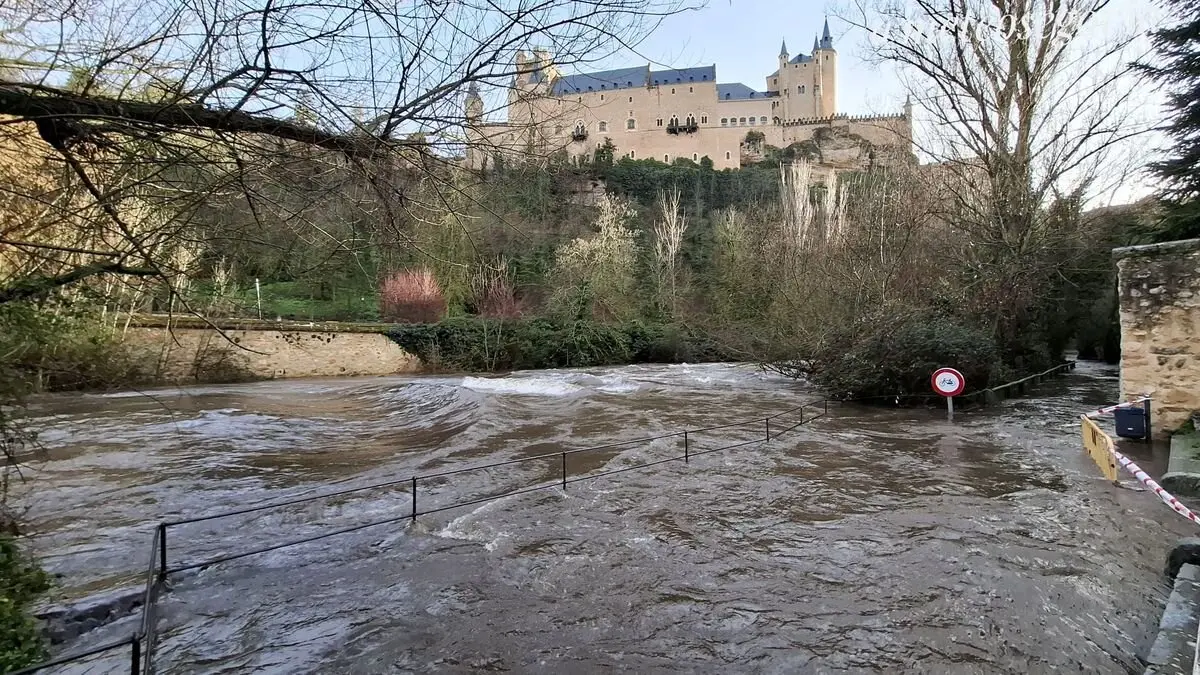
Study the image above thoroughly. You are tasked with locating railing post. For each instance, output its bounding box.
[411,476,417,521]
[157,523,167,581]
[131,634,141,675]
[684,431,689,464]
[561,452,567,490]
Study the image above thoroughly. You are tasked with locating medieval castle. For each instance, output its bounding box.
[463,20,913,171]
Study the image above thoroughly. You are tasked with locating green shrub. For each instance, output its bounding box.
[806,310,999,400]
[387,318,738,372]
[0,536,51,672]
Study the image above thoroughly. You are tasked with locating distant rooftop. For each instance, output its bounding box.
[716,83,770,101]
[543,63,769,101]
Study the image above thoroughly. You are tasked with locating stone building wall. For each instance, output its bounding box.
[120,322,420,384]
[1114,238,1200,438]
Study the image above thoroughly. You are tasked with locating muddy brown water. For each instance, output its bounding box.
[13,360,1196,673]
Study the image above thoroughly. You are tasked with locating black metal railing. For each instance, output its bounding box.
[12,397,829,674]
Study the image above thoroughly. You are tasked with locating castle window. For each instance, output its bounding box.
[686,114,696,126]
[600,94,604,100]
[725,151,731,160]
[773,78,778,86]
[664,154,669,162]
[799,85,805,94]
[760,116,767,124]
[692,153,698,161]
[599,121,608,132]
[657,118,663,127]
[721,118,728,126]
[689,86,693,93]
[670,115,678,126]
[671,88,676,94]
[626,118,636,130]
[814,85,820,93]
[629,96,633,103]
[630,150,636,158]
[739,117,746,125]
[748,117,756,125]
[701,115,708,124]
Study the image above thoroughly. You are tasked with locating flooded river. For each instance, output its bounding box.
[14,360,1197,673]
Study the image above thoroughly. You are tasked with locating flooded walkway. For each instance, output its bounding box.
[15,361,1195,673]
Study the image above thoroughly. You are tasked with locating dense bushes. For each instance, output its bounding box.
[0,536,51,672]
[804,310,1001,400]
[387,317,736,372]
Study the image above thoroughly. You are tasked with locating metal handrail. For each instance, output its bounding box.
[15,396,829,674]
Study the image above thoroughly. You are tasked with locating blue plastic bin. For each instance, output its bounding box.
[1114,402,1150,439]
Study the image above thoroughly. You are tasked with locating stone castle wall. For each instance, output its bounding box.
[1114,239,1200,438]
[119,319,420,383]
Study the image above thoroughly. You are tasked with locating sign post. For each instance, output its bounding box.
[931,367,965,422]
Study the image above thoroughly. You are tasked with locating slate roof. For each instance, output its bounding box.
[716,83,770,100]
[649,66,716,86]
[550,66,649,94]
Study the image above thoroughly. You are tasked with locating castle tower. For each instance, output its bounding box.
[778,39,790,121]
[815,18,837,117]
[465,81,483,123]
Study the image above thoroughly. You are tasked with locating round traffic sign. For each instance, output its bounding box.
[931,367,965,397]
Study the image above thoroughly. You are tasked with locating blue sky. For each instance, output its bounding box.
[566,0,1173,205]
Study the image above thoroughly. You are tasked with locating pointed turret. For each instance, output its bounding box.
[812,35,820,54]
[465,81,483,122]
[780,39,788,59]
[903,93,912,119]
[820,17,834,49]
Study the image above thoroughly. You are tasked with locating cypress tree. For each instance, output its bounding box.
[1137,0,1200,240]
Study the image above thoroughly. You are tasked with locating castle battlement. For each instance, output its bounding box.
[463,22,912,172]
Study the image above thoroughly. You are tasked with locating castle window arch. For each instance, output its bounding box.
[692,153,698,161]
[688,86,693,93]
[685,113,696,126]
[671,87,676,94]
[600,94,604,100]
[725,151,731,160]
[573,120,586,135]
[760,116,767,124]
[598,121,608,132]
[739,117,746,125]
[669,114,679,127]
[748,116,756,125]
[721,118,728,126]
[700,114,708,124]
[664,154,669,162]
[799,85,805,94]
[626,118,636,130]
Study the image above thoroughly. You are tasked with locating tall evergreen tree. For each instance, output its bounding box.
[1138,0,1200,240]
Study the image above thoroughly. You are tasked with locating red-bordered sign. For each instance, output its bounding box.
[931,367,965,397]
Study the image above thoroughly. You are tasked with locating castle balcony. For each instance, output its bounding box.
[571,130,588,142]
[665,121,699,135]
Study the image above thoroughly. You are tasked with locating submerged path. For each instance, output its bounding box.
[17,361,1195,673]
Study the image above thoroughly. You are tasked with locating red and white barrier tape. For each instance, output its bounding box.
[1087,395,1151,418]
[1111,446,1200,527]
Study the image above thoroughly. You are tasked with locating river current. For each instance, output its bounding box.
[14,360,1196,673]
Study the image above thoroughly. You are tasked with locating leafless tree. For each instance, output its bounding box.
[652,185,687,316]
[836,0,1159,347]
[0,0,690,305]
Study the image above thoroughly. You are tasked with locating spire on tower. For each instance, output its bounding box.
[820,17,834,49]
[812,34,820,54]
[780,39,788,58]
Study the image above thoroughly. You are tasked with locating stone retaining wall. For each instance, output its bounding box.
[1114,239,1200,439]
[119,317,419,382]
